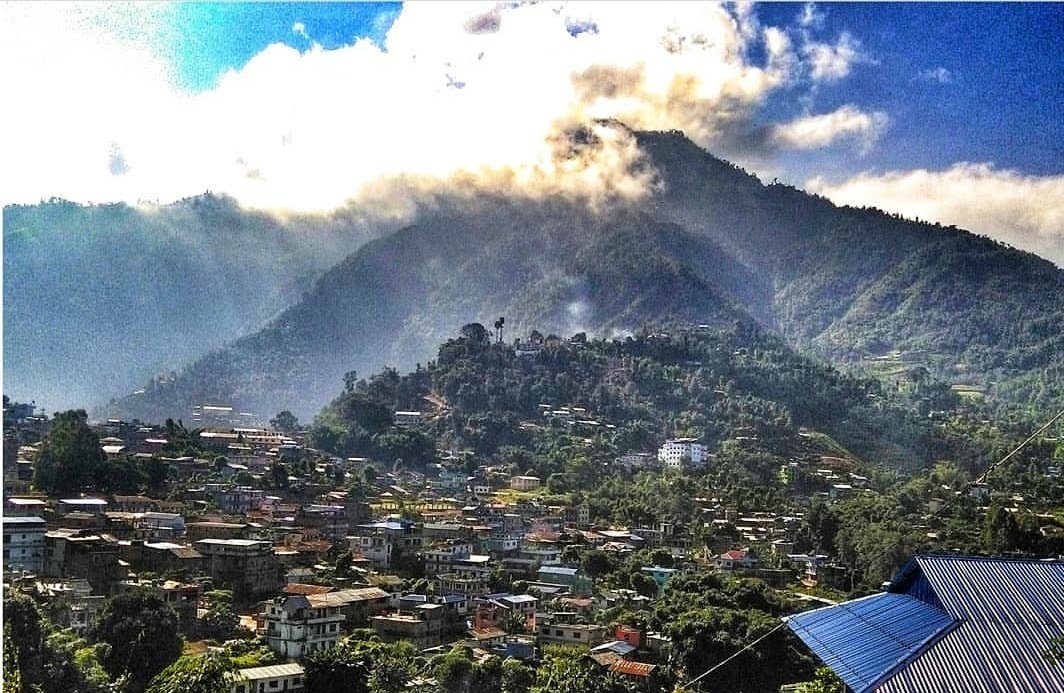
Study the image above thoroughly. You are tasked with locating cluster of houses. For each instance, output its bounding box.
[0,408,864,691]
[17,403,1060,693]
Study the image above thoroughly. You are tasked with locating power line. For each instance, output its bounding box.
[852,406,1064,584]
[682,622,786,690]
[680,408,1064,690]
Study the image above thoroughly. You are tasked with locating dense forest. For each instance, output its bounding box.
[309,324,1064,588]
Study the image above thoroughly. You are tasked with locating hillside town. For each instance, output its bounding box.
[4,380,1062,692]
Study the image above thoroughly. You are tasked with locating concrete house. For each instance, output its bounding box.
[265,594,346,658]
[657,438,708,468]
[510,475,542,491]
[3,516,46,574]
[196,538,281,602]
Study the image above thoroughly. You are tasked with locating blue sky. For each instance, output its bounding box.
[2,2,1061,263]
[163,3,401,91]
[758,2,1063,179]
[153,2,1062,178]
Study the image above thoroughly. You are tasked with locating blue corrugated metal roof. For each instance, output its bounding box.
[784,593,957,693]
[880,555,1064,693]
[787,556,1064,692]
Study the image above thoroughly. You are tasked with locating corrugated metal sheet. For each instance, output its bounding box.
[233,663,305,681]
[879,556,1064,693]
[784,592,957,693]
[788,556,1064,693]
[893,556,1064,627]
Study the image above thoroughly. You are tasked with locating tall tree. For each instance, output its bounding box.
[32,410,105,495]
[269,410,299,433]
[3,593,99,693]
[146,652,234,693]
[93,591,182,690]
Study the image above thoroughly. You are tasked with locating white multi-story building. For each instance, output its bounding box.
[421,540,474,574]
[3,516,46,574]
[657,438,708,468]
[264,594,345,658]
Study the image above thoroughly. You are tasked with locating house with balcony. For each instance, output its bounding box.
[349,520,419,570]
[421,539,474,575]
[265,594,346,658]
[43,530,125,594]
[135,512,186,540]
[34,578,106,637]
[218,486,266,515]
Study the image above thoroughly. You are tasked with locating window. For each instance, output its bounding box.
[573,632,581,639]
[269,681,279,689]
[329,623,337,632]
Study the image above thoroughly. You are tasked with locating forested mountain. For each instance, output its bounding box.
[21,126,1061,421]
[638,129,1064,409]
[310,323,944,476]
[104,204,765,421]
[3,194,385,409]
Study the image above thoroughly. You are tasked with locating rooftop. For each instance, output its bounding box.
[785,555,1064,693]
[3,516,46,525]
[609,660,657,677]
[195,538,265,547]
[231,663,304,681]
[307,587,390,608]
[538,565,579,576]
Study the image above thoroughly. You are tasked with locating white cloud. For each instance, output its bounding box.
[917,66,953,84]
[798,2,824,30]
[804,31,863,82]
[0,2,880,212]
[771,105,888,153]
[807,164,1064,266]
[292,22,309,41]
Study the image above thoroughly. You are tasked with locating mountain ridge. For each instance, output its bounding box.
[7,127,1058,421]
[2,194,389,409]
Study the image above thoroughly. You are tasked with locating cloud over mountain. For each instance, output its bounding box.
[807,164,1064,266]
